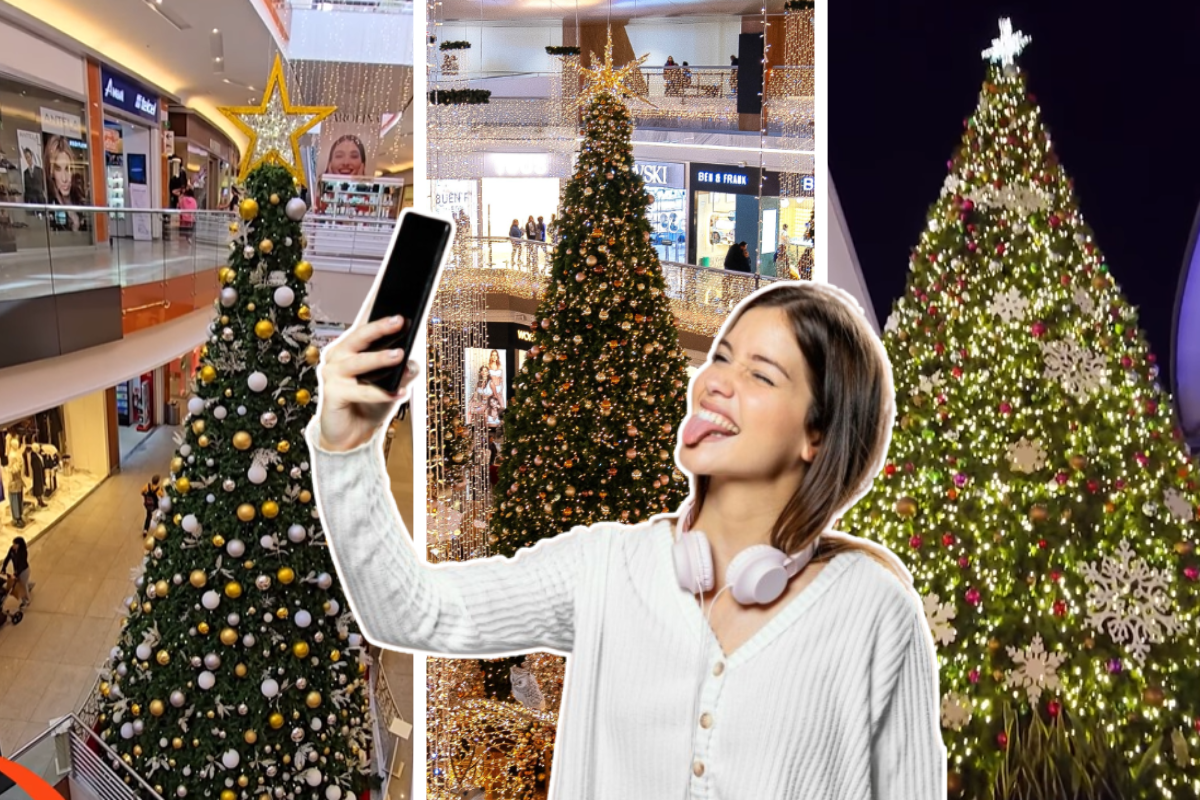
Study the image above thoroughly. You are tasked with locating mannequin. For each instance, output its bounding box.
[40,443,58,496]
[5,437,25,528]
[28,444,46,507]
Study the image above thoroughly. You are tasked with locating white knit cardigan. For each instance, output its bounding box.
[306,421,948,800]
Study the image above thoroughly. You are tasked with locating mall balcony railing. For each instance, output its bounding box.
[289,0,410,10]
[0,202,233,370]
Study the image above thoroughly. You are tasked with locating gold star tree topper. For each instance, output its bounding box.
[218,54,336,185]
[579,27,654,109]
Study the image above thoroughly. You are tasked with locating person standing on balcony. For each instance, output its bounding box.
[525,215,539,269]
[178,188,197,242]
[730,55,739,97]
[227,186,242,212]
[664,56,682,96]
[548,213,559,243]
[537,215,547,242]
[509,218,523,269]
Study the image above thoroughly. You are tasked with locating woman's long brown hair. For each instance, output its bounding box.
[689,282,909,582]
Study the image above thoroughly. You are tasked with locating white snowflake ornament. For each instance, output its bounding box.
[1006,436,1047,473]
[911,370,946,397]
[941,691,973,731]
[923,593,957,646]
[1041,337,1106,403]
[1163,488,1195,522]
[884,312,901,336]
[1005,634,1064,706]
[1080,539,1184,666]
[1072,287,1097,316]
[988,286,1029,324]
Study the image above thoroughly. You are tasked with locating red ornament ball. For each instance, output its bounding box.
[1053,599,1067,617]
[996,242,1006,255]
[909,536,923,549]
[999,402,1012,415]
[1047,700,1061,717]
[997,732,1009,749]
[942,533,956,547]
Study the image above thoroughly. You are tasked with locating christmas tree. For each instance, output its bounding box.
[95,164,374,800]
[840,20,1200,798]
[489,35,691,557]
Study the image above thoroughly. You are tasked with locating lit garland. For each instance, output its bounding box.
[839,20,1200,798]
[94,165,374,800]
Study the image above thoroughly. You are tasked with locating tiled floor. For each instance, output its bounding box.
[0,412,416,775]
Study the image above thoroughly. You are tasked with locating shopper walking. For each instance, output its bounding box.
[2,536,33,609]
[141,475,163,534]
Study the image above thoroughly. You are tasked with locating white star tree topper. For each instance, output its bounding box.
[982,18,1031,67]
[579,27,655,109]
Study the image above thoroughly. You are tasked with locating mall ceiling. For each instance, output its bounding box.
[440,0,786,22]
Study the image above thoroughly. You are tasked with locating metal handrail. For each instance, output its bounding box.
[0,201,236,217]
[289,0,410,10]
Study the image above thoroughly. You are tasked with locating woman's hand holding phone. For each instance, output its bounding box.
[317,315,421,452]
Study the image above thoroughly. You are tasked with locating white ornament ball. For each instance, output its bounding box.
[220,287,239,308]
[170,690,186,707]
[206,493,216,504]
[204,653,221,670]
[222,328,234,342]
[222,750,241,770]
[213,405,228,420]
[325,599,340,616]
[136,644,152,661]
[198,671,216,690]
[110,646,122,660]
[262,678,280,699]
[121,722,134,740]
[238,405,248,415]
[227,613,240,626]
[287,524,307,543]
[295,610,312,628]
[182,514,200,534]
[316,573,333,590]
[177,787,188,798]
[348,633,362,648]
[180,444,192,457]
[248,372,269,392]
[325,786,340,800]
[223,479,236,492]
[260,411,278,429]
[274,286,295,308]
[243,633,256,648]
[291,728,305,743]
[285,237,293,247]
[260,535,275,550]
[202,590,221,610]
[286,198,308,221]
[256,575,271,591]
[311,718,322,732]
[188,397,206,416]
[159,496,173,513]
[304,770,322,787]
[278,350,292,365]
[244,245,256,259]
[248,464,268,485]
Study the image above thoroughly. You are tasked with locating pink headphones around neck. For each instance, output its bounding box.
[671,500,819,605]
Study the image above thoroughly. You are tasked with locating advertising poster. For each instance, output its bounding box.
[42,132,91,231]
[516,349,527,374]
[434,179,478,236]
[318,118,380,179]
[464,347,507,428]
[16,130,44,199]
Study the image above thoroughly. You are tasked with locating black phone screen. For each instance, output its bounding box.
[358,210,453,393]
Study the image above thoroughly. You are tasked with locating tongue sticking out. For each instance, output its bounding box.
[682,414,733,447]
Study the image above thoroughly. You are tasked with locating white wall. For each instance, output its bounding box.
[290,6,414,65]
[0,18,85,97]
[62,389,110,477]
[627,20,741,68]
[436,24,562,75]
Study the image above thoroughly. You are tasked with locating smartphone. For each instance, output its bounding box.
[357,209,455,393]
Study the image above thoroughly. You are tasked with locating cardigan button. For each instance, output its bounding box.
[712,661,725,677]
[692,760,705,777]
[700,712,713,729]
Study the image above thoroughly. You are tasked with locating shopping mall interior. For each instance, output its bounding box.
[0,1,827,799]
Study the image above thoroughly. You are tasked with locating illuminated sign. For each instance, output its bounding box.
[696,170,748,187]
[517,330,535,342]
[484,153,551,178]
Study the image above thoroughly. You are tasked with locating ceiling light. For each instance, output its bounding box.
[223,78,230,83]
[212,28,219,33]
[215,57,222,62]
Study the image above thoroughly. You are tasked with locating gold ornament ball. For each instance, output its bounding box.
[131,704,141,716]
[225,388,233,397]
[261,500,280,519]
[191,420,206,435]
[1029,504,1049,522]
[176,477,191,494]
[948,772,964,795]
[171,457,183,474]
[150,700,165,717]
[299,489,312,504]
[227,223,239,236]
[198,621,210,635]
[293,641,310,659]
[295,388,312,406]
[277,566,296,584]
[157,650,171,666]
[154,580,169,598]
[895,497,918,517]
[277,440,290,454]
[237,503,256,522]
[172,738,183,750]
[198,434,211,448]
[304,345,320,365]
[222,790,237,800]
[100,682,111,697]
[255,320,275,339]
[133,745,142,757]
[225,581,243,599]
[246,302,256,312]
[235,663,248,678]
[259,239,274,255]
[200,365,217,384]
[154,524,168,541]
[220,627,238,646]
[330,649,341,662]
[239,198,259,221]
[212,534,225,548]
[270,193,280,205]
[1143,686,1165,706]
[237,777,249,789]
[231,431,254,451]
[298,305,311,322]
[306,691,322,708]
[190,570,207,588]
[277,396,287,406]
[276,607,289,619]
[244,730,257,744]
[294,261,314,282]
[268,712,284,730]
[1069,454,1088,471]
[143,536,156,552]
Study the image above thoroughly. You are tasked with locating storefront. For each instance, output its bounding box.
[633,160,686,264]
[166,108,237,211]
[479,152,561,240]
[100,65,164,241]
[689,162,782,270]
[1,391,110,545]
[0,70,92,251]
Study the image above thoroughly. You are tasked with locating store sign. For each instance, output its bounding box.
[40,107,84,137]
[633,161,684,188]
[517,330,535,342]
[100,67,159,122]
[696,169,748,187]
[689,162,781,197]
[433,180,478,236]
[801,175,815,192]
[484,152,551,178]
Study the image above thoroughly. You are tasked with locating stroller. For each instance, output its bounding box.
[0,572,25,627]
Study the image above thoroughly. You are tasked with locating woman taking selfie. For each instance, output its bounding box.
[306,282,945,799]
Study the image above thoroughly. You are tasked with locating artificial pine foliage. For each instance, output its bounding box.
[97,164,373,800]
[839,23,1200,799]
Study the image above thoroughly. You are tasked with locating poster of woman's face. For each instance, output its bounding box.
[464,347,507,425]
[320,121,378,178]
[42,133,91,231]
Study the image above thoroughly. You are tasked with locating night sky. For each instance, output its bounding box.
[829,0,1200,388]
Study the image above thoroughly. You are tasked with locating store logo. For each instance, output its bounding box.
[634,164,668,185]
[697,170,748,187]
[135,94,157,116]
[802,175,814,192]
[517,330,535,342]
[104,78,125,103]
